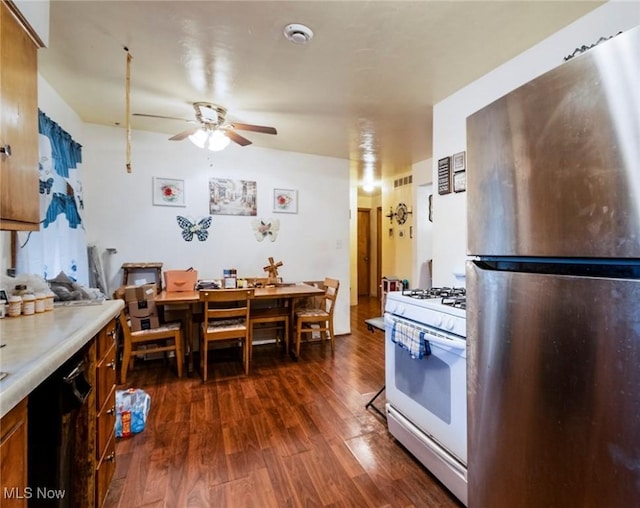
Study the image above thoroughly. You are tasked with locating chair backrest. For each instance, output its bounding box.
[301,280,325,308]
[199,289,254,323]
[118,309,133,340]
[322,277,340,315]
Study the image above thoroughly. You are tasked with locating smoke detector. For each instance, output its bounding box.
[284,23,313,45]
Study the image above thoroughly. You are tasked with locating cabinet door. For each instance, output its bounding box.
[0,399,28,507]
[0,2,39,230]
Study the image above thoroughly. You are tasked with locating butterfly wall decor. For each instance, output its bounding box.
[251,218,280,242]
[177,216,212,242]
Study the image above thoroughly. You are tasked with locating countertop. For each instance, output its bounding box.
[0,299,124,418]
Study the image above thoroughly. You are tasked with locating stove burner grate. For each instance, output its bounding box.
[402,287,466,300]
[441,296,467,310]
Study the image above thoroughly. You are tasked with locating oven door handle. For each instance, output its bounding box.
[385,314,466,351]
[421,333,466,351]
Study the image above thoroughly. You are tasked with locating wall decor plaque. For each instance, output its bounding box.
[454,170,466,193]
[438,157,452,195]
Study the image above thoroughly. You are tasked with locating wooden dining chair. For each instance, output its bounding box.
[250,304,290,355]
[118,311,184,384]
[199,289,254,381]
[293,277,340,358]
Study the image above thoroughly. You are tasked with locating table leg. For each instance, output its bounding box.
[288,297,300,359]
[186,302,196,375]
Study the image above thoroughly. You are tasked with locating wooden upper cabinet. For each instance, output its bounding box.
[0,1,40,231]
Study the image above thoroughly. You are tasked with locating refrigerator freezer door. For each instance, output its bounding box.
[467,262,640,508]
[466,27,639,258]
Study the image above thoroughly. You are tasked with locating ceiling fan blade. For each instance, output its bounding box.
[169,127,199,141]
[133,113,193,122]
[229,123,277,135]
[225,130,252,146]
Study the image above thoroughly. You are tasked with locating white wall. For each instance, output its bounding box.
[36,83,352,335]
[38,76,85,140]
[13,0,50,46]
[431,1,640,287]
[412,159,433,289]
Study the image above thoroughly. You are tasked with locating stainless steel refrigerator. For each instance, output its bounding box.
[466,26,640,508]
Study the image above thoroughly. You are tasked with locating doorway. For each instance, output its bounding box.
[357,208,371,297]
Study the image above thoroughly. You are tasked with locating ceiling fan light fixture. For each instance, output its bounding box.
[188,128,231,151]
[284,23,313,45]
[207,130,231,151]
[188,128,208,149]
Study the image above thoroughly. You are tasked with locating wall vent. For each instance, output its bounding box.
[393,175,412,188]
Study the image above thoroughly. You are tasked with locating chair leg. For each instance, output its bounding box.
[249,325,254,363]
[295,323,302,359]
[201,338,207,382]
[328,320,335,351]
[175,331,183,378]
[284,318,289,355]
[121,340,132,384]
[244,338,250,375]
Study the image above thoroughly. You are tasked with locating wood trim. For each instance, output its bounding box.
[10,230,17,269]
[376,207,382,298]
[3,0,46,48]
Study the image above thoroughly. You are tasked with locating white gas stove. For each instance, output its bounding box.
[385,288,466,338]
[384,287,468,505]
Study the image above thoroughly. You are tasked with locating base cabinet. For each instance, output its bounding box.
[0,399,28,507]
[95,318,117,507]
[1,316,118,507]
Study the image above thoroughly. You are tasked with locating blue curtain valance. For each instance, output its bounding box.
[38,109,83,178]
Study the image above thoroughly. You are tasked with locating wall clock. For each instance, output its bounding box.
[395,203,410,225]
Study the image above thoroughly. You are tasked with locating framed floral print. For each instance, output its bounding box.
[153,177,186,207]
[273,188,298,214]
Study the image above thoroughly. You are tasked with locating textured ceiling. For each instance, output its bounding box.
[39,1,602,192]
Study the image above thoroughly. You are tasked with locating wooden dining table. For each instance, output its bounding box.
[154,283,325,373]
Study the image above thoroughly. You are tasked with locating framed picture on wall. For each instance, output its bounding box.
[454,171,467,193]
[152,177,186,207]
[209,178,257,216]
[437,157,452,195]
[452,151,466,172]
[273,189,298,214]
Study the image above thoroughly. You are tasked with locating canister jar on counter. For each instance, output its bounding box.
[14,284,29,296]
[34,293,46,313]
[22,294,36,315]
[8,295,22,317]
[44,291,55,311]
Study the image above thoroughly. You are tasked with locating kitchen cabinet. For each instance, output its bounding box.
[0,398,28,507]
[67,316,118,508]
[95,317,117,508]
[0,1,41,231]
[0,301,123,507]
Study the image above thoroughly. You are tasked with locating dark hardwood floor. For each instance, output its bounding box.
[105,297,464,507]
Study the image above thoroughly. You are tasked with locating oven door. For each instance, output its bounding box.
[384,314,467,464]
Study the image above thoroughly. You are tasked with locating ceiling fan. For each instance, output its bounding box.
[133,102,277,149]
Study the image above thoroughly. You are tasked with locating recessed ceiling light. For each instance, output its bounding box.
[284,23,313,45]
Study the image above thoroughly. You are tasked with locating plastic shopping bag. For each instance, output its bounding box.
[115,388,151,438]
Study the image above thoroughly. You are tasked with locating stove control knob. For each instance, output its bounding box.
[435,315,443,327]
[397,304,405,315]
[388,302,396,313]
[446,318,455,331]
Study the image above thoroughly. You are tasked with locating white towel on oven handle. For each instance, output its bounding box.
[391,320,431,359]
